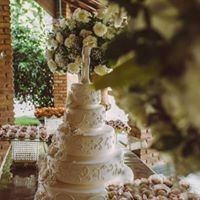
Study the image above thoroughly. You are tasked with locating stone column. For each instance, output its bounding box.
[0,0,14,125]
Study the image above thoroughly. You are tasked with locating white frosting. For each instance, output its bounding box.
[49,150,125,185]
[71,83,101,107]
[45,182,107,200]
[58,125,116,158]
[35,83,134,200]
[66,105,105,131]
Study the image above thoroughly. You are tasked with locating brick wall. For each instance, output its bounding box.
[53,73,78,108]
[53,2,77,108]
[53,74,67,108]
[0,0,14,125]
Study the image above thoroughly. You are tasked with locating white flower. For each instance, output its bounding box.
[56,32,63,44]
[48,38,58,49]
[55,53,62,65]
[80,29,92,38]
[64,34,76,48]
[75,56,81,65]
[55,53,65,68]
[59,18,67,28]
[68,20,76,30]
[94,65,112,76]
[97,4,119,23]
[93,22,107,37]
[67,62,80,74]
[96,8,106,20]
[45,50,53,60]
[48,59,57,73]
[104,27,116,39]
[114,15,123,28]
[83,35,97,48]
[72,8,91,23]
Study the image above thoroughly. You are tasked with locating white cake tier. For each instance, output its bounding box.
[48,150,131,186]
[57,125,116,158]
[66,105,105,130]
[43,165,133,200]
[71,83,101,107]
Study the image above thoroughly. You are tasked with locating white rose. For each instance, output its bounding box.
[72,8,91,23]
[56,32,64,44]
[80,29,92,38]
[48,59,57,73]
[67,62,80,74]
[83,35,97,48]
[45,50,53,60]
[64,34,76,48]
[93,22,107,37]
[94,65,112,76]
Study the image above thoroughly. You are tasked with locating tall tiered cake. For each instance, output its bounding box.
[35,47,133,200]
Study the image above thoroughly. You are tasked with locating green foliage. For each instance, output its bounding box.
[95,0,200,175]
[10,0,54,107]
[15,116,40,126]
[0,151,13,189]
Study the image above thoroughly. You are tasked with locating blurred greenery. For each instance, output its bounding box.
[0,151,12,189]
[15,116,40,126]
[95,0,200,175]
[10,0,54,108]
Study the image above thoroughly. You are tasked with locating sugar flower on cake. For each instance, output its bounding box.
[64,34,77,48]
[94,64,112,76]
[93,22,107,37]
[83,35,97,48]
[72,8,91,23]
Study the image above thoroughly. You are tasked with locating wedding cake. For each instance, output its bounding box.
[35,83,133,200]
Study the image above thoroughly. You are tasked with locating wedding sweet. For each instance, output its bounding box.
[107,174,200,200]
[35,83,133,200]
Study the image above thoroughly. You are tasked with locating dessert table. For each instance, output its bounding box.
[118,133,155,180]
[117,133,149,151]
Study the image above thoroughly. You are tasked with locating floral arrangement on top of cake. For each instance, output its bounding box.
[46,4,127,75]
[34,107,65,118]
[94,0,200,175]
